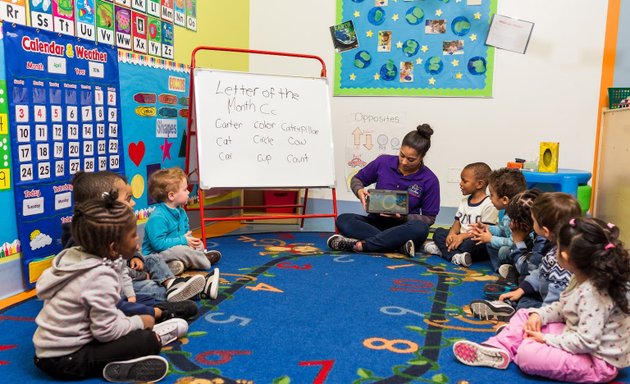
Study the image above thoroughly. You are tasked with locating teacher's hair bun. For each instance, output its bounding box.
[417,123,433,139]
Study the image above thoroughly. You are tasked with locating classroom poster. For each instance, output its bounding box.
[53,0,75,36]
[173,0,184,27]
[132,10,147,53]
[147,14,161,57]
[160,0,172,23]
[0,25,21,263]
[75,0,96,41]
[334,0,497,96]
[185,0,196,31]
[147,0,160,17]
[132,0,146,12]
[118,52,188,215]
[30,0,54,32]
[4,24,124,287]
[96,0,115,44]
[0,0,28,25]
[115,5,132,50]
[161,20,173,59]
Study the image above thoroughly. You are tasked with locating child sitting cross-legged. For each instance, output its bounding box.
[423,162,498,267]
[143,167,221,299]
[33,197,187,382]
[453,217,630,383]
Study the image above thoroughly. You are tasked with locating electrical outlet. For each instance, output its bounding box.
[448,167,460,183]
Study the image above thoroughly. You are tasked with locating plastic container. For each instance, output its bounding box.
[263,191,298,213]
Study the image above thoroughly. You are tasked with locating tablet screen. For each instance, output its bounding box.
[367,189,409,215]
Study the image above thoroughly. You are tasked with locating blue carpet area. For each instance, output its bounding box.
[1,232,629,383]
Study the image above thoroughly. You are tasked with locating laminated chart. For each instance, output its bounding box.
[334,0,497,97]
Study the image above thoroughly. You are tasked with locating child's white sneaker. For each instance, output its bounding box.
[453,340,510,369]
[153,318,188,346]
[422,241,442,256]
[200,268,220,300]
[451,252,472,267]
[102,355,168,382]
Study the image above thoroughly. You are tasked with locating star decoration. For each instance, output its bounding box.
[470,34,478,41]
[354,10,360,17]
[474,12,482,19]
[421,45,429,53]
[416,58,423,65]
[455,72,463,79]
[350,73,356,81]
[428,77,436,85]
[435,9,443,16]
[160,138,173,161]
[392,14,399,21]
[396,41,403,49]
[451,59,459,66]
[366,30,374,38]
[374,73,380,80]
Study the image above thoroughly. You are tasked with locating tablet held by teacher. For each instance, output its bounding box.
[327,124,440,257]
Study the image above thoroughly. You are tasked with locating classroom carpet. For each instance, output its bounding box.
[1,232,629,383]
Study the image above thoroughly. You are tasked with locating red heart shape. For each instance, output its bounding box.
[128,141,145,166]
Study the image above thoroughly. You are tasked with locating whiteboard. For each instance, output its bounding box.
[193,69,336,189]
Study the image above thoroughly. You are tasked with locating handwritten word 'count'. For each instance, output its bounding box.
[215,81,300,100]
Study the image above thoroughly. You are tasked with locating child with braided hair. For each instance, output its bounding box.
[33,195,186,382]
[453,217,630,383]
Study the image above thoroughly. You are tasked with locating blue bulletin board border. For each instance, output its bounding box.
[334,0,497,97]
[3,23,124,288]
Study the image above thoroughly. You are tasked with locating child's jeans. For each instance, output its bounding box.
[34,329,161,380]
[484,309,618,383]
[432,227,487,263]
[486,243,511,272]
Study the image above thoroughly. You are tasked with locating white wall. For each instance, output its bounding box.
[249,1,607,208]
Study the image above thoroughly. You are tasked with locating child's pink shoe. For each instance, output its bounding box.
[453,340,510,369]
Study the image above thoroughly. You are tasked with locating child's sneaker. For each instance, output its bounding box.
[453,340,510,369]
[469,299,515,322]
[167,260,185,276]
[482,282,515,300]
[102,355,168,382]
[422,241,442,256]
[166,275,205,302]
[200,268,220,300]
[327,234,358,251]
[398,240,415,257]
[155,300,198,322]
[204,249,222,265]
[451,252,472,267]
[153,318,188,346]
[498,264,519,285]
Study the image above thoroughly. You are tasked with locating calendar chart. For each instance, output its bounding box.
[3,24,123,287]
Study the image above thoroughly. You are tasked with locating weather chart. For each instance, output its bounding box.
[3,23,122,287]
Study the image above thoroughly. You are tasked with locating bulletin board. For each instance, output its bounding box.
[118,52,189,215]
[334,0,497,96]
[4,24,124,287]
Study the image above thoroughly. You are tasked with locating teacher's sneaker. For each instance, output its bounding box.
[451,252,472,267]
[166,275,205,302]
[398,240,415,257]
[453,340,510,369]
[204,249,222,265]
[327,234,358,252]
[422,241,442,256]
[154,318,188,346]
[103,355,168,382]
[469,299,515,322]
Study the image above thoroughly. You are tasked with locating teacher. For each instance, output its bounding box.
[328,123,440,257]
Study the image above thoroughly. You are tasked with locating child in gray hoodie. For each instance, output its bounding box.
[33,195,185,382]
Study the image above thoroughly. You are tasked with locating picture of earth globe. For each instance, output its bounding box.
[467,56,487,75]
[402,39,420,57]
[354,50,372,69]
[405,6,424,25]
[368,7,386,25]
[451,16,471,36]
[379,59,398,81]
[424,56,443,75]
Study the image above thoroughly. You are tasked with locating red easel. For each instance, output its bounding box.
[184,47,338,244]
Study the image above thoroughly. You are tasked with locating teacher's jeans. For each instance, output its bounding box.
[336,213,429,252]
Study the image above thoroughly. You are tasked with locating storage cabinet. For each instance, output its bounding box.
[240,189,302,224]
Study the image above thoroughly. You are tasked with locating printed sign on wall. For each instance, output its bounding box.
[4,24,124,287]
[30,0,54,32]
